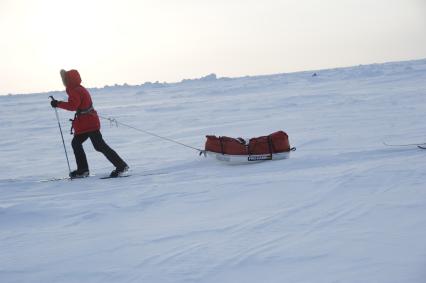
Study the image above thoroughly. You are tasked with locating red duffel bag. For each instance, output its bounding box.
[205,135,248,155]
[205,131,291,155]
[248,131,290,154]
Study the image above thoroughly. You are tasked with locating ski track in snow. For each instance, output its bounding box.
[1,59,426,282]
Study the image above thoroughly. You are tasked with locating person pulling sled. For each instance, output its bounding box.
[50,69,129,178]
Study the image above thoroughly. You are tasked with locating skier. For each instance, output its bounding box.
[50,69,129,178]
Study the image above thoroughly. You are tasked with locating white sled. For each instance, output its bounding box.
[204,150,291,165]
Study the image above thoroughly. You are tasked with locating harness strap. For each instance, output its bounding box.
[69,118,74,135]
[69,104,95,135]
[76,104,94,116]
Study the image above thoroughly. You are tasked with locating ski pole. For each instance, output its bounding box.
[49,96,72,175]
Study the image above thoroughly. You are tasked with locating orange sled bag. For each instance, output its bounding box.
[205,131,292,155]
[248,131,291,154]
[205,136,248,155]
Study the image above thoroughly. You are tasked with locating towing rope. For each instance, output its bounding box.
[99,115,204,154]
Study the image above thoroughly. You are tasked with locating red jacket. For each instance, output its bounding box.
[58,70,100,135]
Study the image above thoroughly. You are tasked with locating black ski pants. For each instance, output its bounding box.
[71,130,127,172]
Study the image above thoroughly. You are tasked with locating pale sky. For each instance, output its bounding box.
[0,0,425,95]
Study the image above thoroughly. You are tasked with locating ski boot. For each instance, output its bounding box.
[110,165,129,178]
[69,169,90,179]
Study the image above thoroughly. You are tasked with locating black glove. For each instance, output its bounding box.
[50,99,59,108]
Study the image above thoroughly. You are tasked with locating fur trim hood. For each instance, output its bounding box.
[60,69,82,89]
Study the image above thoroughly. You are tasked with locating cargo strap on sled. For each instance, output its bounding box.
[219,137,225,155]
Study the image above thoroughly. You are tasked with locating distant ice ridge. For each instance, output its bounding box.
[181,73,218,83]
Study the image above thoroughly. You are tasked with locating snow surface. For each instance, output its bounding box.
[1,59,426,282]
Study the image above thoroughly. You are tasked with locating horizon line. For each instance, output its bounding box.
[2,57,425,97]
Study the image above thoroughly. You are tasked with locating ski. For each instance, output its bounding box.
[38,175,93,183]
[100,170,170,179]
[38,176,71,182]
[100,174,131,180]
[40,171,167,182]
[418,146,426,150]
[383,141,426,147]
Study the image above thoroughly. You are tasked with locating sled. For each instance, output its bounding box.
[204,150,292,165]
[203,131,295,164]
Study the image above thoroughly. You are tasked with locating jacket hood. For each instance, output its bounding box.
[65,69,82,89]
